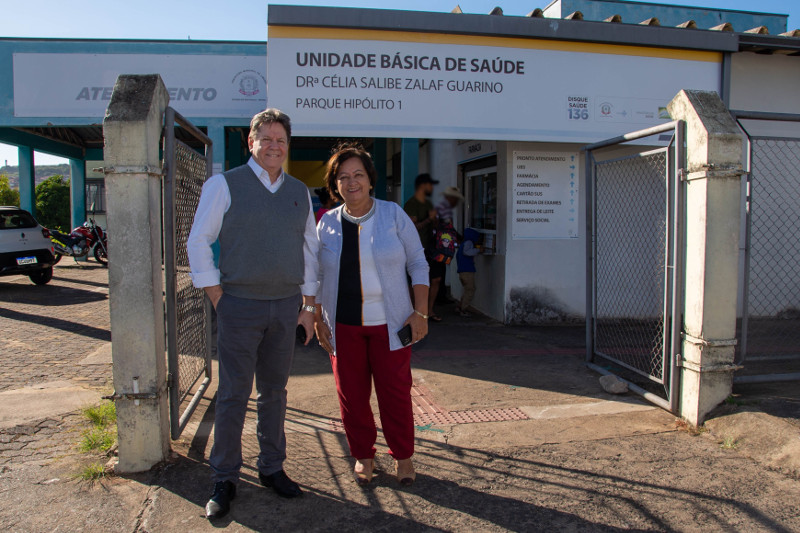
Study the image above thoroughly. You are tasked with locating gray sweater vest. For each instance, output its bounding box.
[219,165,309,300]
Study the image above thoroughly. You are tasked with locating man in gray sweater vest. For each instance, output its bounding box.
[187,109,319,519]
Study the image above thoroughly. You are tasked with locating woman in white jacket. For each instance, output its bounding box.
[314,143,429,487]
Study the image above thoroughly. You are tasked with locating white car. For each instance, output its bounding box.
[0,206,56,285]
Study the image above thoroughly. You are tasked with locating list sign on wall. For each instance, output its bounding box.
[512,151,579,239]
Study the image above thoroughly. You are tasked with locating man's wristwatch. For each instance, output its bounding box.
[302,304,316,313]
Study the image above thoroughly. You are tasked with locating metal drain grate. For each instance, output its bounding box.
[414,407,529,425]
[328,407,530,433]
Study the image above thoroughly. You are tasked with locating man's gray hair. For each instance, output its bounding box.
[250,108,292,140]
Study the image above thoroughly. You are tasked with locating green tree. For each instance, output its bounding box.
[0,174,20,207]
[35,175,71,231]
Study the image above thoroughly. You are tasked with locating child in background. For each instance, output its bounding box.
[455,227,480,317]
[314,187,336,223]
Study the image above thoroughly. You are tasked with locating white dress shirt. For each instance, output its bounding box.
[187,157,319,296]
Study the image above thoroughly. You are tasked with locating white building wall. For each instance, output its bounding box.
[501,141,586,323]
[730,53,800,124]
[429,139,458,198]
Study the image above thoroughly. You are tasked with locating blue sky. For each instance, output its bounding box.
[4,0,798,42]
[2,0,798,167]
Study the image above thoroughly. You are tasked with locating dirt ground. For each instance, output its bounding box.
[3,350,799,533]
[1,264,799,532]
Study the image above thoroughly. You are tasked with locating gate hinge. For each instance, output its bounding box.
[99,165,165,177]
[681,332,738,347]
[685,164,744,182]
[677,359,743,373]
[102,391,159,401]
[102,376,166,402]
[166,373,174,388]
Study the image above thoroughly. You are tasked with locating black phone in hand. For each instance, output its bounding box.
[296,324,307,344]
[397,324,413,346]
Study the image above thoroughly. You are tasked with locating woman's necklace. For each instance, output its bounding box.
[342,200,376,225]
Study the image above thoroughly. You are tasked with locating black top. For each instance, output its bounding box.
[336,218,363,325]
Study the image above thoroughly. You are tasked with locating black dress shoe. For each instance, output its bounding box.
[205,480,236,519]
[259,469,303,498]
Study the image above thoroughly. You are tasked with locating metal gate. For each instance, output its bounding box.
[163,107,213,439]
[584,121,686,412]
[734,110,800,384]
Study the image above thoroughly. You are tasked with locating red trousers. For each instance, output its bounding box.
[331,323,414,460]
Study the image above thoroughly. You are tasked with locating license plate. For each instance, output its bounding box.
[16,256,37,266]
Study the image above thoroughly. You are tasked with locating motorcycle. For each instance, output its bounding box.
[50,219,108,266]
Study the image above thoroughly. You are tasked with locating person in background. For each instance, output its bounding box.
[404,174,443,322]
[435,186,464,227]
[404,173,438,248]
[314,186,336,223]
[456,227,480,317]
[315,143,429,487]
[187,108,318,520]
[431,186,464,315]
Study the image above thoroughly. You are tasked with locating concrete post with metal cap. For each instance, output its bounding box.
[667,89,744,426]
[102,74,170,472]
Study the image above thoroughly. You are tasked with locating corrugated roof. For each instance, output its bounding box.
[445,3,800,53]
[541,0,790,34]
[456,2,798,38]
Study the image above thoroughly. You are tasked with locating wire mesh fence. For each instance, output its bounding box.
[593,150,669,385]
[163,107,213,439]
[741,137,800,371]
[171,140,210,398]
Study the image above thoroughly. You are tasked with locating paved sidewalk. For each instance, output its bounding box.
[0,263,111,469]
[0,265,799,532]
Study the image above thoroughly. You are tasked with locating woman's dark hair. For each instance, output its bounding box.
[324,142,378,202]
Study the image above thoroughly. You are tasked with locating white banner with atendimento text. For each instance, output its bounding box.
[13,53,267,118]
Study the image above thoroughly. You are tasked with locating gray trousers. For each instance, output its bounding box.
[210,292,300,484]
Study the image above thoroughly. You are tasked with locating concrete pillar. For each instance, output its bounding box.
[400,138,419,206]
[667,90,744,426]
[102,74,170,472]
[69,159,86,229]
[18,147,35,215]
